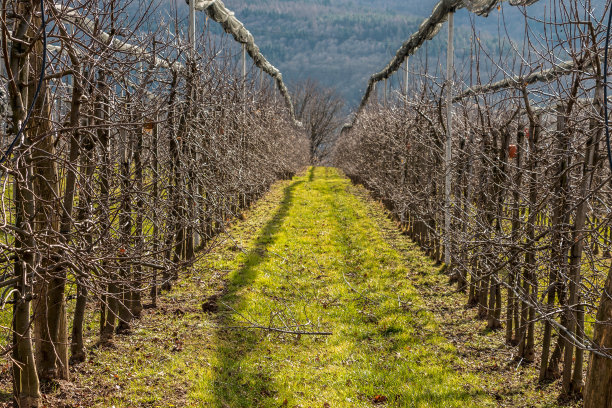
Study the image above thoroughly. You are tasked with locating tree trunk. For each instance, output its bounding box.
[541,104,571,381]
[584,263,612,408]
[116,114,133,334]
[150,112,159,306]
[562,86,603,397]
[96,71,117,343]
[30,52,68,384]
[8,1,41,399]
[162,73,179,291]
[487,128,510,331]
[506,128,524,345]
[71,120,95,363]
[518,118,540,363]
[12,128,41,408]
[13,161,41,405]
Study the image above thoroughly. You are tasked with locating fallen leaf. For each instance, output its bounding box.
[373,395,387,404]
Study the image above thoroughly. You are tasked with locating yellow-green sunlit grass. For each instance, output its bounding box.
[82,167,492,407]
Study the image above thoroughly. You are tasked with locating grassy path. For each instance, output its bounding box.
[72,167,494,407]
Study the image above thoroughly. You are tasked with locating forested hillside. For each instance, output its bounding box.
[198,0,587,107]
[207,0,500,106]
[150,0,605,107]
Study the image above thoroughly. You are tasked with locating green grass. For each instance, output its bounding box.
[74,166,492,407]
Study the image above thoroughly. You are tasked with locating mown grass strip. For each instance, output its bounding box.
[189,167,491,407]
[70,167,494,407]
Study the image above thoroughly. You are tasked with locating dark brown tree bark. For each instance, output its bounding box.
[506,128,524,345]
[562,83,603,397]
[7,0,42,402]
[584,263,612,408]
[540,104,571,381]
[517,115,540,363]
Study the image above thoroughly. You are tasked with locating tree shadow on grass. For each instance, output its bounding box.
[210,177,305,407]
[207,168,486,407]
[307,166,315,182]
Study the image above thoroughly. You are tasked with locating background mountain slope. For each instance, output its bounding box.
[154,0,606,108]
[212,0,566,108]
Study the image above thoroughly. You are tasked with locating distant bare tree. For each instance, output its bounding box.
[292,79,344,163]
